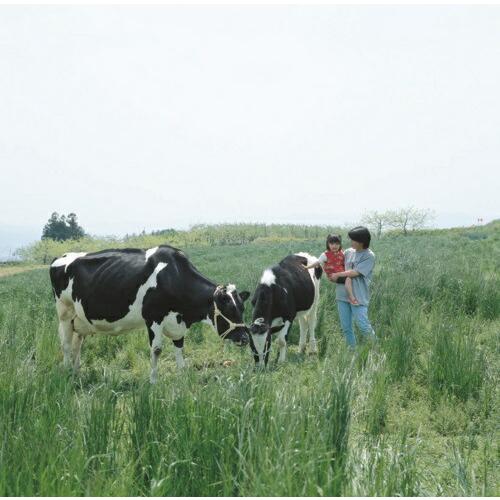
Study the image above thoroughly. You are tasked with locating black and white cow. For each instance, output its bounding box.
[49,245,250,383]
[249,252,322,366]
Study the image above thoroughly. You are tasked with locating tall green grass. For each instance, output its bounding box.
[427,319,486,402]
[0,226,498,495]
[347,432,422,496]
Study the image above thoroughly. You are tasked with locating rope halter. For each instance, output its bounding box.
[213,286,247,340]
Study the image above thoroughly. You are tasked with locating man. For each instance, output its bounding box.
[329,226,376,347]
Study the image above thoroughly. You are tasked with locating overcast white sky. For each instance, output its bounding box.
[1,5,499,255]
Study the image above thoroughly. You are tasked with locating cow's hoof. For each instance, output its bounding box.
[60,362,74,375]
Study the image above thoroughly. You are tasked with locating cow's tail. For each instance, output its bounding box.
[314,266,323,280]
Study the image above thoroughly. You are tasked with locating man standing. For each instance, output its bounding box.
[329,226,376,347]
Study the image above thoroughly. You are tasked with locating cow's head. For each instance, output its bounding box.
[213,284,250,346]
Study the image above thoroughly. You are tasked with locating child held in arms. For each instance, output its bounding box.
[305,234,359,305]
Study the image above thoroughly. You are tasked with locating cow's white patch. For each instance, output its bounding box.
[260,269,276,286]
[145,247,159,260]
[51,252,87,272]
[226,283,238,307]
[251,333,268,366]
[150,322,165,351]
[60,278,74,304]
[55,278,76,322]
[152,310,188,340]
[73,262,168,334]
[271,317,284,328]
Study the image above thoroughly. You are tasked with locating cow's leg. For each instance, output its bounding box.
[307,305,319,354]
[298,314,308,354]
[55,299,75,369]
[284,319,293,343]
[276,321,290,363]
[172,337,186,369]
[72,317,91,372]
[58,320,74,368]
[264,333,272,366]
[72,332,84,372]
[148,325,164,384]
[249,336,261,365]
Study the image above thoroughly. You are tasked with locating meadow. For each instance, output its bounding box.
[0,223,498,496]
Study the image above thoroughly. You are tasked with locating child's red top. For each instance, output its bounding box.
[324,250,345,277]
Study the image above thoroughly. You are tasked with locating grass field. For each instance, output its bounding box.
[0,225,498,495]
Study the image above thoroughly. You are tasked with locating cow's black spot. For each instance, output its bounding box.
[173,337,184,348]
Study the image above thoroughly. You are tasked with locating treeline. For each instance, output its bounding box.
[17,223,346,264]
[18,218,498,264]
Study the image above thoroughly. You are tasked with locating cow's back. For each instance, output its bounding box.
[276,254,317,312]
[50,247,179,325]
[74,250,155,323]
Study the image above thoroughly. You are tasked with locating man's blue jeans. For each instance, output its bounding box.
[337,300,376,347]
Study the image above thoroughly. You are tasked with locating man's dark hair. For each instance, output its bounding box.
[348,226,371,249]
[326,233,342,250]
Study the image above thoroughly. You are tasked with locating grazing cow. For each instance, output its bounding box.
[249,252,322,366]
[49,245,250,383]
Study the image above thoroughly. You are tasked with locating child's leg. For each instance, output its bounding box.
[345,277,358,305]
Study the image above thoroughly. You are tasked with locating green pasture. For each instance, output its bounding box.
[0,225,498,495]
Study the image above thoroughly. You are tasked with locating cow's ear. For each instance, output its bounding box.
[239,291,250,303]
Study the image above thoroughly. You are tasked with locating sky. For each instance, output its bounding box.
[1,6,499,257]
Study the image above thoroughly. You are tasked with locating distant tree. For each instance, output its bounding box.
[42,212,85,241]
[66,213,85,239]
[151,228,178,237]
[361,210,392,238]
[386,207,435,235]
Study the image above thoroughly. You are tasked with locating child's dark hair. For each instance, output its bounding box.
[326,233,342,250]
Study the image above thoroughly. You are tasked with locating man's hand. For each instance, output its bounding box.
[328,273,339,282]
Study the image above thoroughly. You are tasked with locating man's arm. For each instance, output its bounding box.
[328,270,360,281]
[330,253,375,281]
[332,270,360,278]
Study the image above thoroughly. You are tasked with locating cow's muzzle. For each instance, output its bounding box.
[250,321,268,335]
[236,330,249,347]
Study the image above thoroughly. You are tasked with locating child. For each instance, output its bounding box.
[305,234,359,305]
